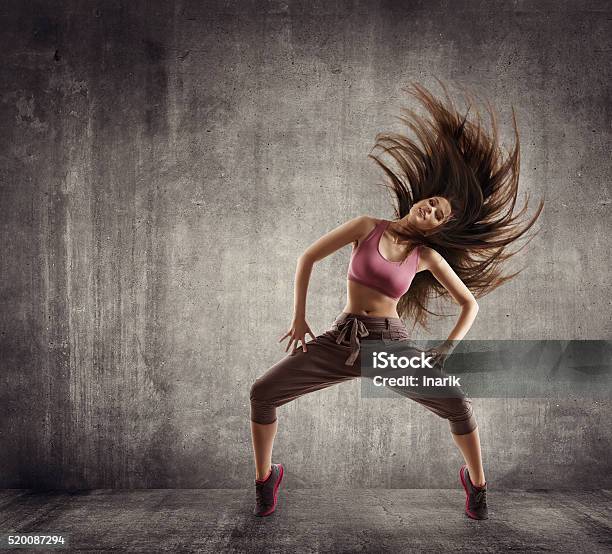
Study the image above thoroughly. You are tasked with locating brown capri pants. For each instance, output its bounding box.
[250,312,477,435]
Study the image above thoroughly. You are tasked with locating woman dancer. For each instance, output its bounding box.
[249,81,543,519]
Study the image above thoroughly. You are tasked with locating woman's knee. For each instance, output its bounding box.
[446,397,477,435]
[249,377,278,425]
[250,354,300,404]
[249,377,270,404]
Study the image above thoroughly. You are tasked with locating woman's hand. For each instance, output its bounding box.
[280,317,316,353]
[426,340,458,369]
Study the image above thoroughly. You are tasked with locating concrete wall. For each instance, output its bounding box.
[1,0,610,489]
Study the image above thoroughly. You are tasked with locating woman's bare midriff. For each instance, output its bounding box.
[342,279,402,318]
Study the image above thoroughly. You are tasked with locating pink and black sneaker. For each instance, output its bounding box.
[459,465,488,520]
[254,463,284,517]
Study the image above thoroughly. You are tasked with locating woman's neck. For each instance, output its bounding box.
[388,220,414,246]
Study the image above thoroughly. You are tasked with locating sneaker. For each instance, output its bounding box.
[254,463,284,517]
[459,465,488,520]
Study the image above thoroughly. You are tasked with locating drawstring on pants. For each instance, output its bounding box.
[333,316,370,366]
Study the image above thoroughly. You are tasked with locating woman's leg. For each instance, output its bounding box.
[401,392,486,486]
[407,393,485,486]
[382,364,486,485]
[249,330,359,480]
[380,341,485,485]
[250,419,278,480]
[452,427,486,487]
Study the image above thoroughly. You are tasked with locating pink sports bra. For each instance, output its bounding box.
[347,219,420,300]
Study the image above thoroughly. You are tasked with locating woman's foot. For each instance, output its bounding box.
[254,463,284,517]
[459,465,488,520]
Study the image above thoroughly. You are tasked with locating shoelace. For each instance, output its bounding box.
[255,482,266,508]
[473,487,487,507]
[255,480,272,508]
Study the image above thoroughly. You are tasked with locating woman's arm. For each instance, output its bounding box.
[293,215,373,319]
[419,247,479,362]
[281,216,374,353]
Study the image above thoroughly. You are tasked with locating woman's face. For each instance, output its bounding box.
[406,196,452,231]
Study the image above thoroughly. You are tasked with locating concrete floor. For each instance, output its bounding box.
[0,489,610,553]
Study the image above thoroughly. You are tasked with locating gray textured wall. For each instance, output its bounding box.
[1,0,610,489]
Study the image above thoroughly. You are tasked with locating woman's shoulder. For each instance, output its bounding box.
[346,215,385,232]
[349,215,385,245]
[353,215,386,229]
[351,214,384,224]
[418,245,440,257]
[417,246,445,269]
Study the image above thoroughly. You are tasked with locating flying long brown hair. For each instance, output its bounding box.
[368,79,545,330]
